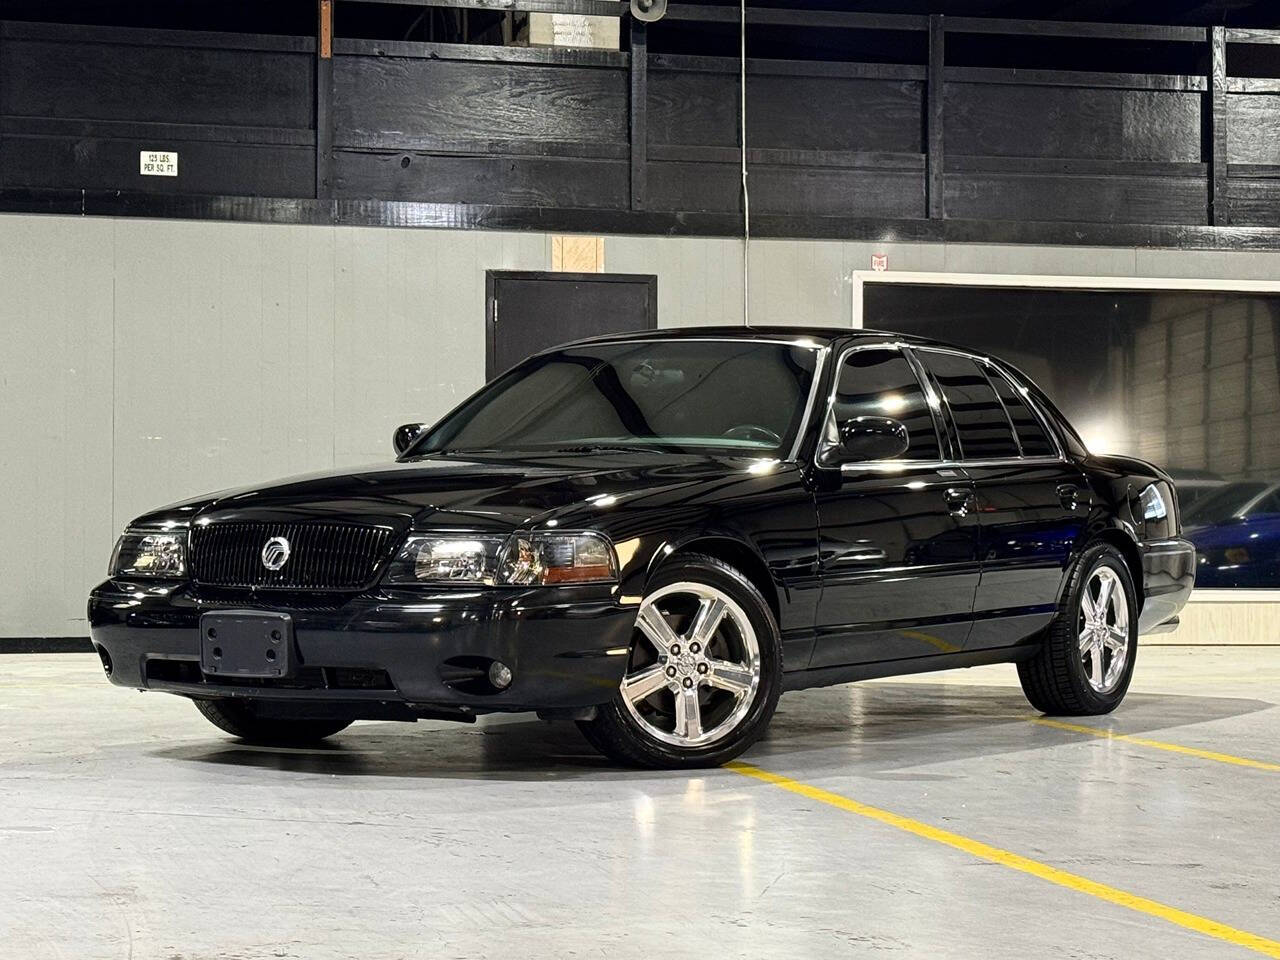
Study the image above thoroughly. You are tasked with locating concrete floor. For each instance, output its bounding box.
[1,647,1277,960]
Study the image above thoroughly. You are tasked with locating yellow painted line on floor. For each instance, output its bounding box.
[1032,717,1280,772]
[726,761,1280,959]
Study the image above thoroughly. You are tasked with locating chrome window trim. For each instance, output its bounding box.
[819,340,1072,473]
[816,340,948,466]
[909,345,1026,463]
[839,456,1068,474]
[976,358,1026,458]
[980,356,1067,462]
[787,344,831,462]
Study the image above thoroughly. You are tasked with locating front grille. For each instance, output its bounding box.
[190,521,395,590]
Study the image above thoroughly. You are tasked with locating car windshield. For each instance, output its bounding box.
[409,338,822,458]
[1184,481,1270,525]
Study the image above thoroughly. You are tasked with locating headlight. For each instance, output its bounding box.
[384,535,506,585]
[110,528,187,578]
[497,532,617,585]
[383,532,617,586]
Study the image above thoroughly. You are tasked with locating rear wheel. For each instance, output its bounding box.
[1018,542,1138,715]
[194,698,353,745]
[578,554,782,769]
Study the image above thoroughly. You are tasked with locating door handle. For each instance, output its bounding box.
[1057,484,1082,511]
[836,547,888,565]
[943,487,975,517]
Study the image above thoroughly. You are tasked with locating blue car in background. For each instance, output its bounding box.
[1184,481,1280,588]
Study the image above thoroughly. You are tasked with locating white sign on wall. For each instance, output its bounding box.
[139,151,178,177]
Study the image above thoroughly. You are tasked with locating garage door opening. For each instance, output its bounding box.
[862,278,1280,590]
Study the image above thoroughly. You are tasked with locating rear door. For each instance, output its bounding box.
[912,348,1088,650]
[811,344,982,667]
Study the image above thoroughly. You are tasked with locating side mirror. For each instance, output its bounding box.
[393,422,427,456]
[830,416,910,464]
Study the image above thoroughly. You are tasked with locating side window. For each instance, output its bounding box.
[987,366,1056,458]
[831,348,940,460]
[918,351,1020,460]
[1253,489,1280,517]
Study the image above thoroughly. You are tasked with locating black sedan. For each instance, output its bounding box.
[89,328,1195,768]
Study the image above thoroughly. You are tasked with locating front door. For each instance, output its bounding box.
[912,348,1089,649]
[811,345,982,667]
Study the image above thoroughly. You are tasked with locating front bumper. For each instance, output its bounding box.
[1138,537,1196,635]
[88,579,636,717]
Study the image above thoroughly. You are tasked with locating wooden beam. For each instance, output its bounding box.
[1225,77,1280,94]
[319,0,333,58]
[339,0,626,15]
[944,16,1204,44]
[648,145,925,171]
[1210,25,1229,227]
[317,0,334,201]
[0,18,314,52]
[336,134,628,158]
[927,14,944,220]
[0,116,316,146]
[11,187,1280,248]
[650,52,925,81]
[629,18,647,211]
[334,36,627,67]
[944,66,1207,92]
[1225,27,1280,45]
[663,5,926,31]
[946,156,1207,178]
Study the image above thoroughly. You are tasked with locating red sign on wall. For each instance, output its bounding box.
[871,253,888,272]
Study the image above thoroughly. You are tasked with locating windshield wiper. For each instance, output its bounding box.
[548,443,649,454]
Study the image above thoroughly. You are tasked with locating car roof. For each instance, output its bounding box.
[560,325,949,349]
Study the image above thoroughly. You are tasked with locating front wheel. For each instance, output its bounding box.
[1018,542,1138,715]
[578,554,782,769]
[194,698,353,745]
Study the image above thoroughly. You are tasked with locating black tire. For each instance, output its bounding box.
[193,698,353,746]
[1018,542,1138,716]
[578,553,783,769]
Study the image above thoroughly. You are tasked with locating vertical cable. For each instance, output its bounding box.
[740,0,750,327]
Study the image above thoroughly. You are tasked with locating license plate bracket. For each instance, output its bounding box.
[200,611,294,679]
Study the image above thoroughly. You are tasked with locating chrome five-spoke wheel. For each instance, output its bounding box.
[1078,565,1130,695]
[619,581,762,748]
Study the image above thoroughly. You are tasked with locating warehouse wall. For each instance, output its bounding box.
[3,212,1278,640]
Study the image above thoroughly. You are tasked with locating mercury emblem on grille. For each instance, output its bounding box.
[260,536,291,572]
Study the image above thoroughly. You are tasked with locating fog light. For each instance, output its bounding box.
[488,661,513,690]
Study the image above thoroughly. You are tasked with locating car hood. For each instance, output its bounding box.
[137,451,796,534]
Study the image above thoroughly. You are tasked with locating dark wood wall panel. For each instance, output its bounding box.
[333,55,628,148]
[334,152,628,207]
[1,12,1280,248]
[648,161,924,218]
[1226,175,1280,226]
[946,171,1208,224]
[945,83,1202,161]
[0,34,313,130]
[1225,94,1280,164]
[0,22,315,198]
[0,135,314,198]
[648,68,924,154]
